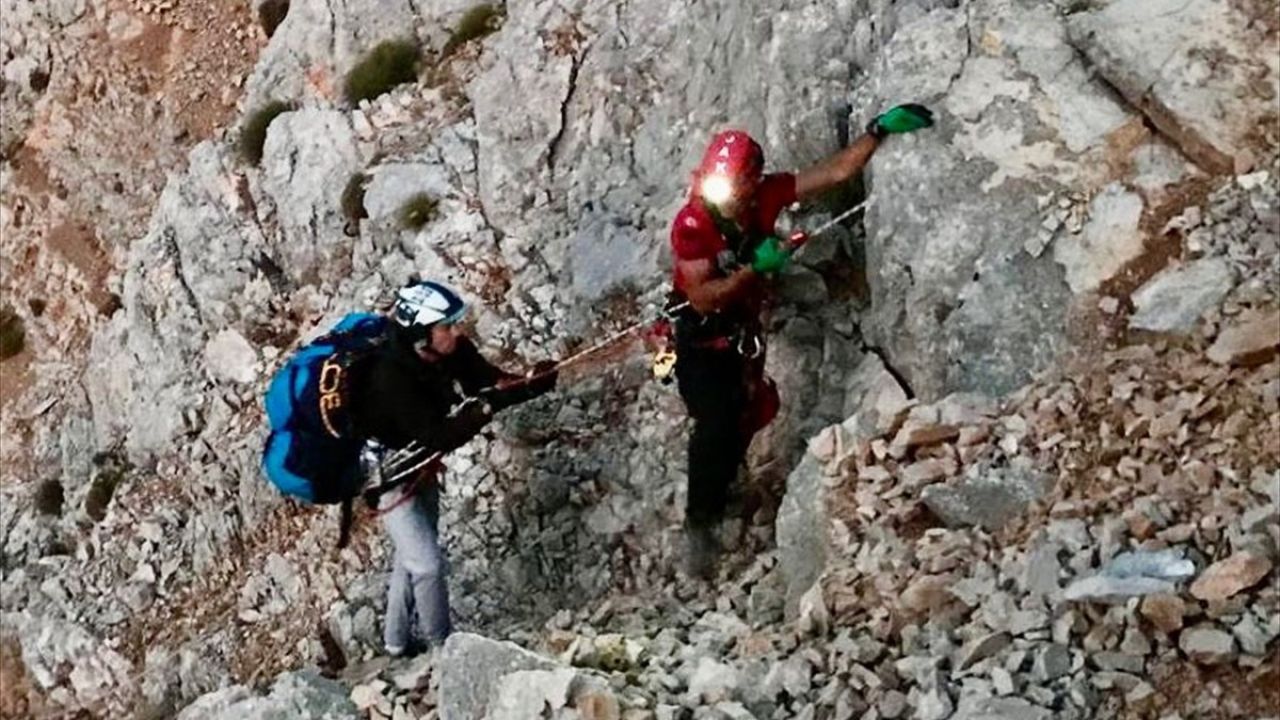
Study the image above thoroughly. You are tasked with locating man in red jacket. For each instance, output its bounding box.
[668,104,934,577]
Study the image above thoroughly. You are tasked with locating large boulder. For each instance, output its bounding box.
[438,633,617,720]
[776,355,910,615]
[438,633,558,719]
[259,109,364,285]
[1067,0,1280,175]
[86,141,272,455]
[856,0,1199,400]
[243,0,425,109]
[1129,258,1236,332]
[176,670,359,720]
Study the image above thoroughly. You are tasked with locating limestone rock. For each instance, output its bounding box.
[1067,0,1280,174]
[438,633,557,719]
[1190,552,1274,602]
[687,658,740,705]
[176,671,358,720]
[1054,183,1146,294]
[1128,258,1235,332]
[953,695,1052,720]
[776,451,834,617]
[922,463,1051,532]
[242,0,423,109]
[204,329,259,384]
[1207,309,1280,366]
[1179,626,1238,666]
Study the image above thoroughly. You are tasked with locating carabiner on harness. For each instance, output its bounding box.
[736,332,763,359]
[651,349,677,384]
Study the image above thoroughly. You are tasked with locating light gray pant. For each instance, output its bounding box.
[379,481,452,651]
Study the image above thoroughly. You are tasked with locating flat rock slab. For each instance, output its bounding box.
[1207,309,1280,366]
[953,695,1052,720]
[921,464,1051,532]
[1190,552,1274,601]
[176,671,359,720]
[438,633,558,720]
[1180,626,1238,665]
[1129,258,1235,332]
[1067,0,1280,174]
[1053,183,1145,294]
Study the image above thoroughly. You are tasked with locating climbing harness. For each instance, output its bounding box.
[736,332,764,359]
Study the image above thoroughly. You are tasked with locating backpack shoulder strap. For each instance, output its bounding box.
[336,496,355,549]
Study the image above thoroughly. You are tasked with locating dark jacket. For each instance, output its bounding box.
[347,332,553,453]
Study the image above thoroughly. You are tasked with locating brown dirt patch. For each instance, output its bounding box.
[1130,648,1280,719]
[1065,175,1220,356]
[1102,176,1215,302]
[116,0,265,141]
[0,633,44,720]
[46,221,115,312]
[1100,118,1155,185]
[9,145,56,201]
[0,348,35,413]
[116,14,176,78]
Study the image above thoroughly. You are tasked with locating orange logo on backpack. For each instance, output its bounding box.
[318,358,345,438]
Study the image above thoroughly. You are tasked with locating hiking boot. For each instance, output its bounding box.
[683,523,720,579]
[385,638,430,658]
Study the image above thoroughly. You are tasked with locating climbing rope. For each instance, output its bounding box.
[368,199,870,502]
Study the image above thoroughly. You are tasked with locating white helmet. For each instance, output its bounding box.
[391,280,467,336]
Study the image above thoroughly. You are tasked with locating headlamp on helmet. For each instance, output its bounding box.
[699,174,736,206]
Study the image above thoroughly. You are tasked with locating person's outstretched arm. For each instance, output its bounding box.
[447,337,557,409]
[795,133,880,201]
[795,104,935,201]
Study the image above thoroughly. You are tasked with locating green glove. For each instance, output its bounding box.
[750,236,791,274]
[867,103,934,138]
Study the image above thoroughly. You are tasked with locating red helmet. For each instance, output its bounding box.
[696,130,764,181]
[694,130,764,206]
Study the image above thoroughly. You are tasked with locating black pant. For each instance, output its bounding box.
[675,338,755,528]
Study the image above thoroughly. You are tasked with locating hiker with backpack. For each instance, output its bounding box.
[263,279,557,656]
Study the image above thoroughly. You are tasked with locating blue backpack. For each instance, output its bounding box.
[262,313,388,506]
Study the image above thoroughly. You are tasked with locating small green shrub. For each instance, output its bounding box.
[344,40,421,105]
[258,0,290,38]
[97,293,123,318]
[398,193,438,230]
[442,4,505,57]
[85,472,120,522]
[28,68,50,93]
[341,172,370,223]
[0,306,25,360]
[238,101,292,166]
[85,451,131,523]
[34,479,63,516]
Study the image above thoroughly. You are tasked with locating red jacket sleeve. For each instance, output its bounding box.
[755,173,797,230]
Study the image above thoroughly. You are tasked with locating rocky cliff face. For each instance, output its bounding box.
[1,0,1277,718]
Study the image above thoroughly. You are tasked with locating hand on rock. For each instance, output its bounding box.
[868,103,934,138]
